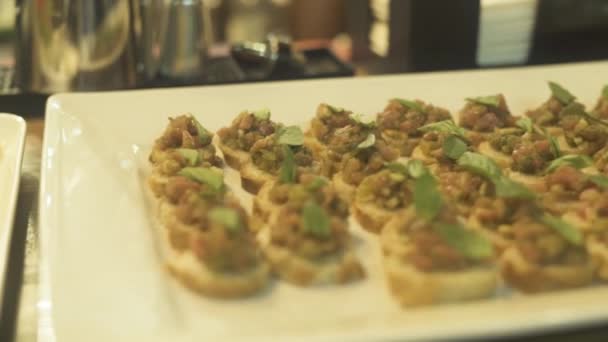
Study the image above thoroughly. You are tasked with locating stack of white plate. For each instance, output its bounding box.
[477,0,538,67]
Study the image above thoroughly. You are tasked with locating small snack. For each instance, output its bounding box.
[216,109,281,169]
[499,214,593,293]
[376,98,451,156]
[305,103,355,157]
[352,161,417,233]
[239,126,324,194]
[332,133,399,203]
[526,81,583,135]
[458,94,516,142]
[410,119,471,173]
[150,165,270,298]
[261,196,364,286]
[148,114,222,197]
[381,170,497,307]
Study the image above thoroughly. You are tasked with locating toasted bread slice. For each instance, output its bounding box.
[251,182,280,232]
[216,136,250,170]
[260,231,364,286]
[332,172,356,204]
[499,246,594,293]
[478,141,512,169]
[240,162,275,194]
[381,213,497,307]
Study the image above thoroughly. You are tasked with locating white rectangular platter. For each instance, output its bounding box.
[40,61,608,342]
[0,113,26,308]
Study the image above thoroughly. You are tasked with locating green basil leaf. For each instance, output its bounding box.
[516,116,533,133]
[357,133,376,149]
[560,102,586,118]
[277,125,304,146]
[407,159,428,178]
[178,167,224,191]
[302,200,331,239]
[385,161,409,175]
[466,95,501,108]
[414,172,442,221]
[306,177,328,191]
[546,154,593,173]
[253,108,271,120]
[350,113,376,127]
[279,145,297,183]
[442,135,468,160]
[418,120,466,137]
[434,223,493,260]
[494,177,536,200]
[548,134,561,158]
[394,98,425,113]
[457,152,502,180]
[327,104,344,113]
[548,81,575,105]
[603,85,608,100]
[191,117,212,144]
[539,213,583,245]
[208,207,242,233]
[176,148,199,166]
[589,174,608,189]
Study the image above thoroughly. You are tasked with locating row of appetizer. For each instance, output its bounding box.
[147,81,608,306]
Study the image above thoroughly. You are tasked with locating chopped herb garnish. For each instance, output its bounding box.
[357,133,376,149]
[433,222,493,260]
[208,207,242,233]
[539,213,582,246]
[546,154,593,173]
[394,98,425,113]
[414,172,443,221]
[407,159,428,178]
[493,177,536,200]
[588,174,608,189]
[516,116,533,133]
[548,81,575,105]
[442,135,468,160]
[302,200,331,239]
[457,152,503,180]
[279,145,297,183]
[176,148,199,166]
[466,95,501,108]
[277,126,304,146]
[418,120,466,137]
[178,167,224,192]
[191,116,212,144]
[253,108,271,120]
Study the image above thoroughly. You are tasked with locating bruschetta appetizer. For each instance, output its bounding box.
[239,126,324,194]
[353,163,415,234]
[148,114,222,197]
[332,133,399,203]
[526,82,585,137]
[376,98,451,156]
[305,103,354,157]
[381,170,496,307]
[261,197,364,286]
[410,119,472,173]
[150,166,270,298]
[457,94,516,143]
[216,109,281,170]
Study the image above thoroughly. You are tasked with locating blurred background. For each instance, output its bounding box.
[1,0,608,114]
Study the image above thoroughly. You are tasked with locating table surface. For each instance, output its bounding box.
[5,111,608,342]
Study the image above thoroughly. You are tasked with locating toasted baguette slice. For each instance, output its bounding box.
[216,136,250,170]
[381,212,497,307]
[478,141,512,169]
[261,232,364,286]
[332,172,356,204]
[352,174,407,234]
[240,162,275,194]
[499,246,594,293]
[251,182,279,232]
[167,245,270,298]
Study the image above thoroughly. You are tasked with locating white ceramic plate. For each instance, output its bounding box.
[0,113,26,307]
[40,61,608,342]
